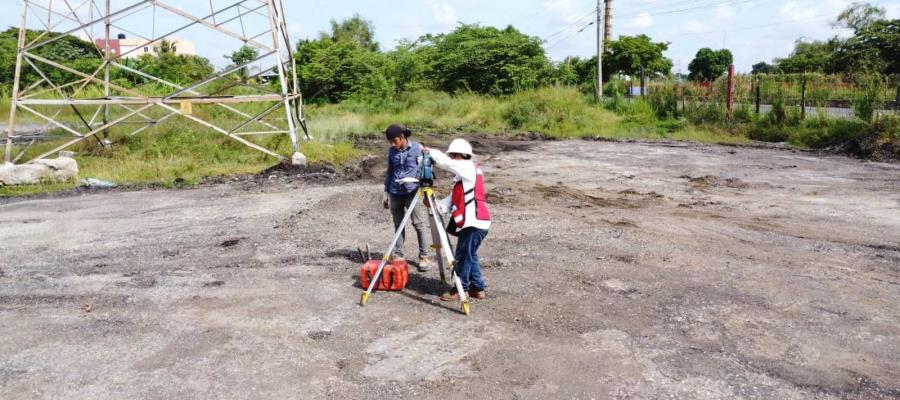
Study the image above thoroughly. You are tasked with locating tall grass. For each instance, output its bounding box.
[306,86,624,140]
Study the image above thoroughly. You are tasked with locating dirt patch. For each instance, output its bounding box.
[683,175,751,189]
[2,140,899,399]
[534,183,667,209]
[219,238,244,248]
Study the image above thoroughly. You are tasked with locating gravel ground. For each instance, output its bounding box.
[1,140,899,399]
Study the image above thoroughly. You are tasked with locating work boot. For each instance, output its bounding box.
[440,291,459,302]
[392,254,405,263]
[417,256,430,272]
[468,290,486,299]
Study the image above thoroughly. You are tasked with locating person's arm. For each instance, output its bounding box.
[384,149,394,192]
[428,149,473,179]
[383,150,394,208]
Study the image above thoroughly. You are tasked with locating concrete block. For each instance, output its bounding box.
[34,157,79,182]
[0,157,79,186]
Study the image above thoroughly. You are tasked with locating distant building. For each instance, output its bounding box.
[94,33,196,59]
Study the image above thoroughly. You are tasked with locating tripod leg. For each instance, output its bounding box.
[361,191,422,306]
[424,192,470,315]
[424,193,447,283]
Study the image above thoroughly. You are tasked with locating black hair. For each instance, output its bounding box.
[385,124,411,140]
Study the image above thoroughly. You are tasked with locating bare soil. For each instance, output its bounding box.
[1,140,899,399]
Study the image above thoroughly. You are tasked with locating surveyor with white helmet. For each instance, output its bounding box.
[424,139,492,301]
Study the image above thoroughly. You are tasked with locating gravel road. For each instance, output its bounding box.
[1,139,899,399]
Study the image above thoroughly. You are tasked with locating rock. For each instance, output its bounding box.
[0,162,53,186]
[34,157,79,182]
[0,156,79,186]
[291,152,307,166]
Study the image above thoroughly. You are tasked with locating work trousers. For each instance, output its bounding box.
[389,193,429,259]
[454,227,488,291]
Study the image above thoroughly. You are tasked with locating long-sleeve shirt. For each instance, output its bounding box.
[429,149,491,231]
[384,140,422,196]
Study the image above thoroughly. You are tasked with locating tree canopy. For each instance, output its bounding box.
[751,62,776,75]
[604,34,673,78]
[688,48,733,82]
[423,24,550,95]
[0,28,101,89]
[768,2,897,76]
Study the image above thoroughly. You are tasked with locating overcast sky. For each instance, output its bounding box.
[5,0,900,73]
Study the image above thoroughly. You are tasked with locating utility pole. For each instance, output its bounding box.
[604,0,613,44]
[596,0,603,100]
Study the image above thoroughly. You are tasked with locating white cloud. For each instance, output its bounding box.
[631,12,654,28]
[680,20,711,35]
[542,0,586,25]
[715,3,736,20]
[428,0,459,31]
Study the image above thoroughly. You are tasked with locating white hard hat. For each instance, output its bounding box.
[446,138,474,157]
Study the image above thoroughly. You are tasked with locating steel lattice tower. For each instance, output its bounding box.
[4,0,309,164]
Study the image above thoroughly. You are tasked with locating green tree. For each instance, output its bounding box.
[834,2,886,33]
[226,45,259,82]
[548,56,602,94]
[328,14,379,52]
[132,51,214,86]
[604,34,673,78]
[422,24,550,95]
[0,28,101,90]
[293,15,390,102]
[688,48,733,81]
[751,62,776,74]
[383,40,432,93]
[835,19,899,75]
[774,40,839,73]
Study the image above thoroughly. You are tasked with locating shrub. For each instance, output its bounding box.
[684,100,725,125]
[851,74,882,122]
[647,85,678,119]
[768,88,787,126]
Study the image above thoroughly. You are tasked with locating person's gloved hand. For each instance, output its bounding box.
[382,192,389,209]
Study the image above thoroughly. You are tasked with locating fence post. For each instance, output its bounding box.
[640,66,646,97]
[674,85,679,115]
[756,76,761,115]
[895,82,899,111]
[800,74,807,120]
[726,64,735,122]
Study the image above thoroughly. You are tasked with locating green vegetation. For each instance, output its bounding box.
[304,86,747,144]
[688,48,734,82]
[1,118,365,196]
[2,2,899,197]
[761,3,899,75]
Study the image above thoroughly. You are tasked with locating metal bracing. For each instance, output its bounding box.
[4,0,309,164]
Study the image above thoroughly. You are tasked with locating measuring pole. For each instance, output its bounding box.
[726,64,735,122]
[596,0,603,100]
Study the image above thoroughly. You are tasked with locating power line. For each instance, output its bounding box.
[545,20,594,50]
[617,0,759,19]
[540,8,597,42]
[620,0,891,40]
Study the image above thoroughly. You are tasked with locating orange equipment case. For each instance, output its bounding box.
[360,260,409,291]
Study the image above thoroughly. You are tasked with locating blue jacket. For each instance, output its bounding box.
[384,141,422,196]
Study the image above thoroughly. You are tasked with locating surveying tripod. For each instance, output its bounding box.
[359,154,471,315]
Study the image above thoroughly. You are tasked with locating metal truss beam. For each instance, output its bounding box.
[4,0,308,164]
